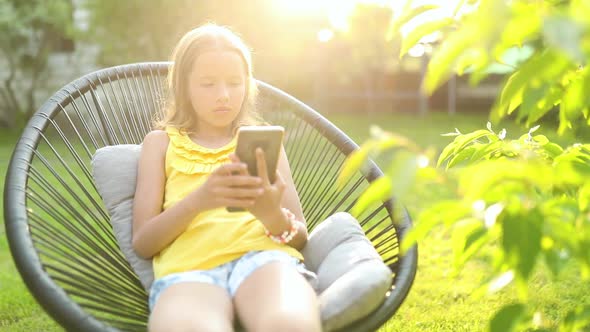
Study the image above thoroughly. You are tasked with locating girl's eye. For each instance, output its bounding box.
[200,83,214,87]
[230,81,242,86]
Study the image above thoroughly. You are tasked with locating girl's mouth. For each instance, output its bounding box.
[214,107,231,113]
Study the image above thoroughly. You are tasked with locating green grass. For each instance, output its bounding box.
[0,129,62,332]
[1,112,588,331]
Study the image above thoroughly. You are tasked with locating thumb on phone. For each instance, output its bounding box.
[228,153,248,176]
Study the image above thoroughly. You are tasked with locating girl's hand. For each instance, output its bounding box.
[229,149,287,229]
[194,162,263,211]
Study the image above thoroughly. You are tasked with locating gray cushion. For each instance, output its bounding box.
[302,212,392,331]
[91,144,155,291]
[91,145,392,331]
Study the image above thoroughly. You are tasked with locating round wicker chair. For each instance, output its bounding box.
[4,62,417,331]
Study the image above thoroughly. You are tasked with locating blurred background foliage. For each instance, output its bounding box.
[0,0,444,129]
[0,0,75,128]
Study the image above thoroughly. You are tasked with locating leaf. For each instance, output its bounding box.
[579,183,590,212]
[401,210,444,253]
[470,140,504,161]
[498,3,541,48]
[455,129,494,151]
[469,60,494,86]
[437,139,459,168]
[560,305,590,332]
[447,146,477,168]
[490,303,526,332]
[400,18,454,58]
[501,210,542,281]
[459,160,554,200]
[561,68,590,126]
[558,107,573,135]
[387,4,439,41]
[542,142,564,159]
[351,175,391,217]
[543,15,585,62]
[373,131,421,153]
[530,134,549,146]
[387,151,419,199]
[337,141,375,189]
[525,84,563,126]
[451,218,489,269]
[492,51,560,121]
[543,248,568,277]
[561,71,586,124]
[423,27,477,94]
[401,200,471,252]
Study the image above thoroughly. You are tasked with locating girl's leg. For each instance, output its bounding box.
[149,282,234,332]
[233,262,321,332]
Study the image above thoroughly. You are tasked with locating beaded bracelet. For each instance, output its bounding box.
[264,208,304,244]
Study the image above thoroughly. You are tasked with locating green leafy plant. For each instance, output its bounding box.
[341,0,590,330]
[343,123,590,331]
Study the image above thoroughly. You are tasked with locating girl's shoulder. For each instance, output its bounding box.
[141,130,170,154]
[143,129,169,142]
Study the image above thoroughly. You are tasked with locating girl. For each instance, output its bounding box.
[132,23,322,332]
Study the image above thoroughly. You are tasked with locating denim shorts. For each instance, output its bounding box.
[149,250,317,310]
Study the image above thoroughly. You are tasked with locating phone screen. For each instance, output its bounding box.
[227,125,284,212]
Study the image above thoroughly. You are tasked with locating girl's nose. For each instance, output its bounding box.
[218,84,229,101]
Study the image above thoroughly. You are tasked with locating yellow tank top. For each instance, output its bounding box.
[152,127,303,279]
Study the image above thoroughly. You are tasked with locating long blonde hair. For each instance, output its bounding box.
[155,23,261,134]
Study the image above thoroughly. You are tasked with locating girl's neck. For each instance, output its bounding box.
[188,125,234,149]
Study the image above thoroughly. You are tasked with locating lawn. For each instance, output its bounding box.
[1,111,588,331]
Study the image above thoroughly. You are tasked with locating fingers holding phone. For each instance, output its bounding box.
[245,147,286,220]
[228,153,249,177]
[226,126,284,212]
[195,162,262,211]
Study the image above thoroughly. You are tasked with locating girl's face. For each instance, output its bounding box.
[188,50,247,134]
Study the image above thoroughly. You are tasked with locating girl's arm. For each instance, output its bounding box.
[132,130,262,258]
[131,130,205,258]
[276,146,309,249]
[250,146,309,251]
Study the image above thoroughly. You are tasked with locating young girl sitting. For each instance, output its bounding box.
[132,23,322,332]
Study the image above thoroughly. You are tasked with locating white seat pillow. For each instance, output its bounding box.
[302,212,393,331]
[91,144,154,291]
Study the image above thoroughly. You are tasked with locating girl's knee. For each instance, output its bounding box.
[149,310,232,332]
[255,310,321,332]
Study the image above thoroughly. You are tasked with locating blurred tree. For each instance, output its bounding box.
[323,3,397,113]
[82,0,316,66]
[0,0,74,128]
[81,0,323,99]
[82,0,205,65]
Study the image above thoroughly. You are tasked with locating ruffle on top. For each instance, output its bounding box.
[166,127,237,174]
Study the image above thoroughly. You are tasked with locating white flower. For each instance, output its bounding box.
[484,203,504,228]
[472,200,486,213]
[489,270,514,293]
[487,121,494,133]
[417,155,429,168]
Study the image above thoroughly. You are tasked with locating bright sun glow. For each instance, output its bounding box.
[317,28,335,43]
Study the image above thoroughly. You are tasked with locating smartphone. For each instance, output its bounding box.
[226,125,284,212]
